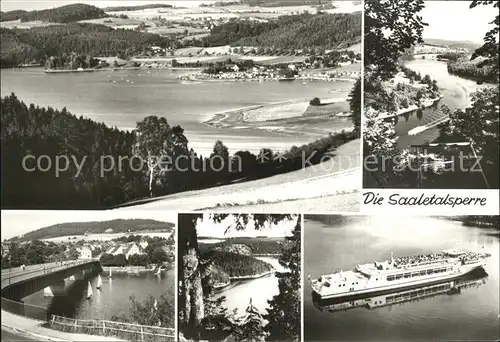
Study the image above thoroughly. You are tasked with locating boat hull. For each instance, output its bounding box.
[312,261,486,300]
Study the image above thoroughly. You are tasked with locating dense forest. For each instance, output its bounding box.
[196,12,361,49]
[12,219,175,241]
[447,57,496,83]
[0,24,176,68]
[201,250,273,278]
[1,93,145,209]
[199,237,284,255]
[103,4,173,12]
[0,4,107,23]
[1,93,356,209]
[44,53,102,70]
[241,0,325,6]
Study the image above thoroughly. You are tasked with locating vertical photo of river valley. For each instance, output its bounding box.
[177,213,301,341]
[1,210,177,341]
[0,0,362,212]
[363,0,499,189]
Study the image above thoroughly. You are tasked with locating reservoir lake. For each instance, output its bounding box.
[1,68,350,156]
[22,269,175,324]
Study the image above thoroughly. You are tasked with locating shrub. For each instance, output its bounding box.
[309,97,321,106]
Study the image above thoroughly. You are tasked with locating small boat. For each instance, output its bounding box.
[154,267,161,277]
[108,268,112,279]
[96,275,103,289]
[86,281,93,300]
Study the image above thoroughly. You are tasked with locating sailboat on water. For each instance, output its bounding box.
[154,266,161,277]
[86,281,93,300]
[96,274,103,289]
[43,286,54,297]
[109,268,112,279]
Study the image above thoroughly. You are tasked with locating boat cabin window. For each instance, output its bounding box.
[396,274,403,280]
[412,272,419,277]
[419,270,426,275]
[404,273,411,278]
[427,269,434,275]
[387,275,395,281]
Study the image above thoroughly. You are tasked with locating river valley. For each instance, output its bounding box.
[395,58,490,148]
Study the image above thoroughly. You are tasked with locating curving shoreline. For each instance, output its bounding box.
[376,95,443,120]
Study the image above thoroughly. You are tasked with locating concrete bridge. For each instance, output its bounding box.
[1,260,102,303]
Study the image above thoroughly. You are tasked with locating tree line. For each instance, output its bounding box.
[1,240,76,268]
[193,12,361,49]
[447,57,496,83]
[0,4,106,23]
[12,219,174,241]
[0,24,178,68]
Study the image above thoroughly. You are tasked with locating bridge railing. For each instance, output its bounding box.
[1,260,96,289]
[1,297,48,321]
[49,315,176,341]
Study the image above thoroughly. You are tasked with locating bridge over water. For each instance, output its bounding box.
[1,260,102,319]
[1,261,176,341]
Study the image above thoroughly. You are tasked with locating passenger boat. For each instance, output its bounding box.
[309,249,490,300]
[312,269,488,312]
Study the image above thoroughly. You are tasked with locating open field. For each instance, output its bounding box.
[78,17,142,27]
[113,139,360,212]
[0,20,61,28]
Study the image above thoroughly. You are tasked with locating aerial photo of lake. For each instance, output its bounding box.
[304,215,499,341]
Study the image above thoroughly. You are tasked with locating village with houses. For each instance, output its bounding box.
[1,228,175,272]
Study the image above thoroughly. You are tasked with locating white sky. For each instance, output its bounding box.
[1,210,177,240]
[421,1,495,42]
[0,1,212,12]
[196,213,297,238]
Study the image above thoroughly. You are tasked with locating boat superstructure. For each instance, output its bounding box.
[310,249,490,300]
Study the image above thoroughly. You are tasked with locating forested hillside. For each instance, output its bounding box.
[199,237,284,255]
[15,219,175,241]
[0,93,145,208]
[0,24,176,68]
[0,4,106,23]
[198,12,361,49]
[202,250,273,277]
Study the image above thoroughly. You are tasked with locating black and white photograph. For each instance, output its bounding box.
[363,0,499,189]
[1,210,176,341]
[177,213,301,341]
[304,215,499,341]
[1,0,361,212]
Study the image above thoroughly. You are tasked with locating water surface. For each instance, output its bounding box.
[22,269,175,323]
